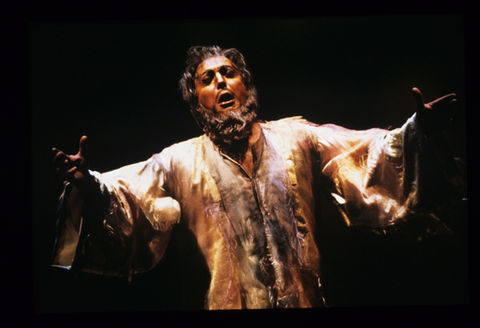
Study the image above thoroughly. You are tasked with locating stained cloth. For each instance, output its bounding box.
[51,115,458,309]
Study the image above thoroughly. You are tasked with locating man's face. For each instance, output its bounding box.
[195,56,248,114]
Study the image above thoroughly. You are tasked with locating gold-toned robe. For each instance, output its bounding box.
[52,115,457,309]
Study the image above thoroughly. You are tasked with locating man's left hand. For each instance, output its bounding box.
[412,87,457,135]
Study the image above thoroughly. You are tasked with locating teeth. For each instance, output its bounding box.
[218,93,235,108]
[219,99,235,108]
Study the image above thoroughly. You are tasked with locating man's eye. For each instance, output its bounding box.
[220,66,235,77]
[202,76,213,85]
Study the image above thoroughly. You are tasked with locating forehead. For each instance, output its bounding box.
[196,56,233,75]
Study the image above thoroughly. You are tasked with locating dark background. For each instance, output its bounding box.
[26,12,469,315]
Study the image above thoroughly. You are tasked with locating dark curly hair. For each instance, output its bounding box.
[179,45,259,129]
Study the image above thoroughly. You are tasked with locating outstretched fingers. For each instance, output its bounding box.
[428,93,457,107]
[412,87,458,133]
[413,87,457,111]
[52,148,70,171]
[78,135,88,159]
[412,87,428,111]
[52,135,90,182]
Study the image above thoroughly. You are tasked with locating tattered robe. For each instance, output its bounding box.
[51,115,456,309]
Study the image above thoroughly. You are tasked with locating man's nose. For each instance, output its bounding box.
[215,72,226,89]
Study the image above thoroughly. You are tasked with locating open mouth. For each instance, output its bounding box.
[217,93,235,109]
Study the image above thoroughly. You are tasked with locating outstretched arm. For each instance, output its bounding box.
[51,136,88,246]
[411,87,466,198]
[308,87,464,228]
[51,135,107,268]
[51,137,180,276]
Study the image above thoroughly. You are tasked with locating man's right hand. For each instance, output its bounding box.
[52,135,91,190]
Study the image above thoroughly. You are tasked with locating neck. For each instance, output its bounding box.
[247,122,261,149]
[240,122,261,156]
[237,122,261,175]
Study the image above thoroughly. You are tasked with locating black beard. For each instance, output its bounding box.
[200,93,258,159]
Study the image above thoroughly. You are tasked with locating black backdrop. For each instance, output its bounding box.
[29,13,468,313]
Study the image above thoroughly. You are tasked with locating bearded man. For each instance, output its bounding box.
[51,45,464,309]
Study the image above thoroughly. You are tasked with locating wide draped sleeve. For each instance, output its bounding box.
[302,113,460,228]
[51,156,181,277]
